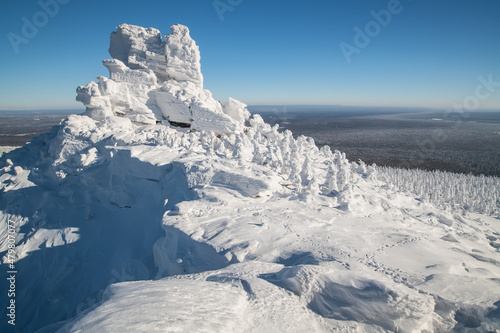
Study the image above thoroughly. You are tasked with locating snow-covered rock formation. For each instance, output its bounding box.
[1,24,500,333]
[77,23,249,133]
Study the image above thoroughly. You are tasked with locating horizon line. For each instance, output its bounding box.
[1,105,500,113]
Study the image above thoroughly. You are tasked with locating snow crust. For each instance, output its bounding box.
[1,24,500,333]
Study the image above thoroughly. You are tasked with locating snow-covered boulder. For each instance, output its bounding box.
[77,23,248,132]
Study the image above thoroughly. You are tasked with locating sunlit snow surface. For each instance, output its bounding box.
[2,112,499,333]
[0,147,19,158]
[1,24,500,332]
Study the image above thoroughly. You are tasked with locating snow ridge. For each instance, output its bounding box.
[1,24,500,332]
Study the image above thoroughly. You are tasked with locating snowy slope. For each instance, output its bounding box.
[0,147,19,158]
[1,24,500,333]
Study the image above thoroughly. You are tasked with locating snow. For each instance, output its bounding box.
[60,277,249,333]
[78,23,246,133]
[56,262,436,333]
[1,23,500,332]
[164,24,204,87]
[0,146,19,158]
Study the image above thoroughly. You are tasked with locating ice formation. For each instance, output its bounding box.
[77,23,249,133]
[1,24,500,333]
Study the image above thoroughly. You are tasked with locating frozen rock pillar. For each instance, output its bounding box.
[164,24,204,88]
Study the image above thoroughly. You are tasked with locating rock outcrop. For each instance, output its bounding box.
[77,24,249,133]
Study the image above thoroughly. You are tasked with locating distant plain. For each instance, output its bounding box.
[251,106,500,177]
[1,107,500,176]
[0,110,81,147]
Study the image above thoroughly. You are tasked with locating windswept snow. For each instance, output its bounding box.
[0,147,19,158]
[57,262,435,333]
[1,24,500,333]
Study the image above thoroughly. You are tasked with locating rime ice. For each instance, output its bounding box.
[77,24,248,133]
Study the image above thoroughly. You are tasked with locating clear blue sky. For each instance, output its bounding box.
[1,0,499,110]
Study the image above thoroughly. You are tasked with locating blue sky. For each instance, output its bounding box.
[0,0,499,110]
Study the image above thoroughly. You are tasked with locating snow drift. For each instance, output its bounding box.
[1,24,500,332]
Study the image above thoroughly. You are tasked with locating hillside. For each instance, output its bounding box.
[1,24,499,332]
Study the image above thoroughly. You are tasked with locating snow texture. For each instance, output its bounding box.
[1,24,500,333]
[0,147,19,158]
